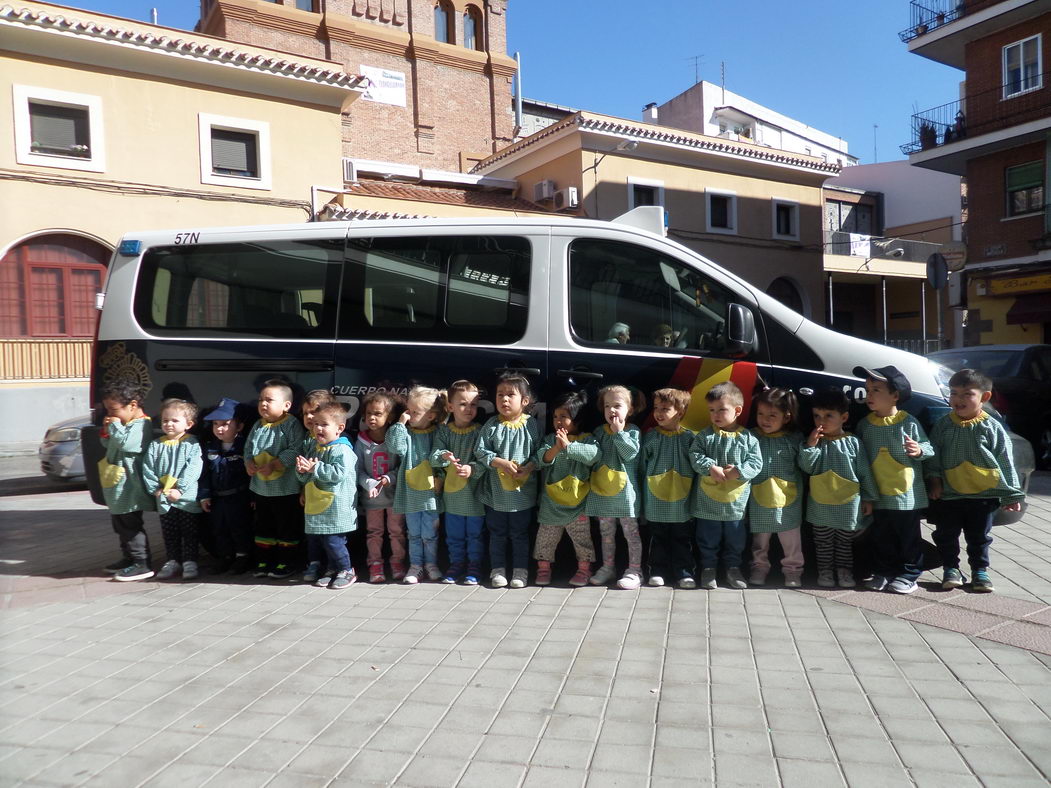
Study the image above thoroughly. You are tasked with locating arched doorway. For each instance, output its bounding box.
[766,277,807,318]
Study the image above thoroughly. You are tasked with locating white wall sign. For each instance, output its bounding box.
[360,65,407,107]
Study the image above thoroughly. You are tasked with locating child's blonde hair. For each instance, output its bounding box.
[407,386,448,424]
[705,381,743,408]
[598,385,646,415]
[448,380,480,399]
[652,387,691,415]
[161,398,198,422]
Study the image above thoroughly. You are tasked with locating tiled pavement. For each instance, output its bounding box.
[1,477,1050,786]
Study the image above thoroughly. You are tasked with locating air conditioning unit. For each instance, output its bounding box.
[554,186,579,210]
[533,179,556,201]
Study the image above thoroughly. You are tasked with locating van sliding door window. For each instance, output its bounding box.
[340,236,530,344]
[133,240,341,337]
[569,238,745,356]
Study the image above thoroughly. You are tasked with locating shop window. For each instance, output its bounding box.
[463,6,483,50]
[198,114,271,190]
[13,85,106,173]
[1006,161,1044,217]
[0,234,109,338]
[1004,35,1041,98]
[434,1,453,43]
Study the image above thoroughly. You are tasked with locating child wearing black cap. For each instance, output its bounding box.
[199,397,254,574]
[853,365,934,595]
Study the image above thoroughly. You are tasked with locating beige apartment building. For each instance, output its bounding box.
[470,110,839,319]
[0,0,365,450]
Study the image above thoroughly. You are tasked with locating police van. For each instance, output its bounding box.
[84,208,1032,516]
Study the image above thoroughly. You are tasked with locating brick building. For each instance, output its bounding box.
[199,0,517,172]
[902,0,1051,344]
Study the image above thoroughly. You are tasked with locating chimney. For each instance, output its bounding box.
[643,102,658,124]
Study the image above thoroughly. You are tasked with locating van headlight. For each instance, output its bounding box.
[45,427,81,443]
[929,360,953,402]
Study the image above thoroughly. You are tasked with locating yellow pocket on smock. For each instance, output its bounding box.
[159,475,178,493]
[945,461,999,495]
[700,475,748,503]
[444,472,467,495]
[647,469,692,502]
[253,451,285,481]
[546,475,589,507]
[810,470,859,506]
[872,447,913,497]
[752,476,797,509]
[498,469,530,491]
[304,481,335,515]
[97,458,124,488]
[590,465,627,497]
[405,460,435,491]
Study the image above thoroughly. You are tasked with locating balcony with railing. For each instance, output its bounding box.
[824,231,941,266]
[899,0,1005,43]
[901,71,1051,156]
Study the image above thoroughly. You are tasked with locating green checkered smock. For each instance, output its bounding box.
[689,426,763,521]
[474,414,541,513]
[747,430,803,533]
[142,434,203,514]
[296,436,358,535]
[856,410,933,510]
[585,424,642,518]
[927,412,1024,505]
[430,423,486,517]
[387,422,442,514]
[535,433,600,526]
[98,417,155,515]
[798,434,878,530]
[641,427,695,523]
[246,414,307,497]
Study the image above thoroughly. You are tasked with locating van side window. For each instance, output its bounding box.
[569,238,743,356]
[134,240,341,337]
[340,235,530,344]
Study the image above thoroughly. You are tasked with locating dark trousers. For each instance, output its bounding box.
[209,491,253,558]
[695,518,746,569]
[649,521,695,579]
[487,506,533,571]
[160,509,200,564]
[307,533,351,573]
[869,509,924,582]
[931,498,997,572]
[253,493,304,566]
[111,511,150,564]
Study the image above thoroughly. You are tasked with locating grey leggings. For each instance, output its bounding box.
[597,516,642,570]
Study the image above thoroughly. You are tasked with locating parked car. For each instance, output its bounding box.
[928,344,1051,468]
[38,414,91,482]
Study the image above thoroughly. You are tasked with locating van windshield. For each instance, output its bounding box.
[134,239,342,337]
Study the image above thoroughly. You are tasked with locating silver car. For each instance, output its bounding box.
[38,414,91,482]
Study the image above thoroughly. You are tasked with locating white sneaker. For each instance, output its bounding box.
[678,576,697,590]
[589,564,616,586]
[509,569,527,589]
[725,567,748,590]
[182,561,199,580]
[700,568,718,590]
[817,569,835,588]
[156,560,181,580]
[617,572,642,590]
[403,565,423,585]
[784,573,803,588]
[490,569,508,588]
[648,575,665,587]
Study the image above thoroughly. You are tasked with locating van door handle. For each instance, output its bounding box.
[493,366,542,376]
[557,368,604,381]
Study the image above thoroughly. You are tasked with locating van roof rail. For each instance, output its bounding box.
[610,206,667,237]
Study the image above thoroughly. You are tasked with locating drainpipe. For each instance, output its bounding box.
[827,274,834,327]
[920,280,927,354]
[513,52,523,137]
[881,276,888,344]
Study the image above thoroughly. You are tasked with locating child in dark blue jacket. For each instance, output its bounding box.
[200,398,254,574]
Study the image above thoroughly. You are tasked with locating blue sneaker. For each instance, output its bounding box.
[462,574,479,586]
[972,570,994,593]
[942,568,964,589]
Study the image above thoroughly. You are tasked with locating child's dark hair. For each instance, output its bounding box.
[302,389,335,411]
[262,378,294,403]
[705,381,743,407]
[361,391,398,415]
[811,387,850,414]
[496,373,532,402]
[949,368,993,392]
[161,398,199,422]
[756,387,798,425]
[550,391,587,426]
[101,380,147,406]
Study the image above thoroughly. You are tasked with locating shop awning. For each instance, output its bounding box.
[1006,293,1051,325]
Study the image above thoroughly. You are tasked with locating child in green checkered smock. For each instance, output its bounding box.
[245,381,307,579]
[587,385,645,590]
[747,388,804,588]
[642,388,696,588]
[533,391,599,587]
[926,368,1024,593]
[430,380,487,584]
[799,388,878,588]
[475,375,541,588]
[388,387,446,585]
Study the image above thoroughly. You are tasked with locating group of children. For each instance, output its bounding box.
[97,363,1023,594]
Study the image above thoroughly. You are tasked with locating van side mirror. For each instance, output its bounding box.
[725,303,757,356]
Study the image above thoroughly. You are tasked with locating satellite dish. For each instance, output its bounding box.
[927,252,948,290]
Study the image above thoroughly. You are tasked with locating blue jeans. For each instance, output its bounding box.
[307,533,351,572]
[695,518,746,569]
[445,514,485,572]
[487,506,532,571]
[405,510,439,567]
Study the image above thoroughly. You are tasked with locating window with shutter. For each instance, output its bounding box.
[210,129,259,177]
[198,114,271,190]
[29,102,91,158]
[14,86,105,172]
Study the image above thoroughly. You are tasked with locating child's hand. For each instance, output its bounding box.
[102,415,118,427]
[442,451,458,464]
[201,498,212,512]
[513,462,535,480]
[807,426,823,447]
[709,465,727,482]
[301,458,318,474]
[903,436,922,458]
[927,478,943,500]
[555,428,570,450]
[861,501,873,516]
[607,413,625,433]
[294,455,310,473]
[455,462,473,478]
[245,458,257,476]
[723,465,740,481]
[368,486,381,499]
[492,458,518,475]
[1003,502,1022,512]
[379,475,390,487]
[271,459,285,473]
[155,489,164,499]
[166,488,182,503]
[399,411,411,425]
[299,492,305,507]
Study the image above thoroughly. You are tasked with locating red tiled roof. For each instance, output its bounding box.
[346,179,545,213]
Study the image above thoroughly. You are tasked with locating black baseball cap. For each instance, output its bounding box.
[853,365,912,403]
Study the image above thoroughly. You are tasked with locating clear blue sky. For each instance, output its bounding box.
[70,0,961,164]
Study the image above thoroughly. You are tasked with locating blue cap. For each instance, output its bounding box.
[204,397,247,421]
